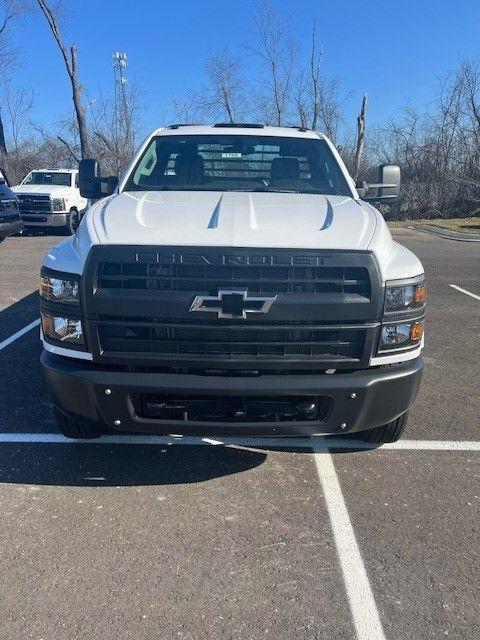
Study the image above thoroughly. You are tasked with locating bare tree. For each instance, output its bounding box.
[249,1,296,126]
[198,48,246,123]
[293,22,342,138]
[353,94,367,180]
[170,92,202,125]
[90,81,144,175]
[0,0,29,154]
[36,0,91,158]
[0,80,33,153]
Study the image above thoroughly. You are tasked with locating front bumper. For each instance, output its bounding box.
[41,351,423,437]
[21,212,67,227]
[0,218,23,238]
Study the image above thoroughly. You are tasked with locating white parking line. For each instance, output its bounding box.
[449,284,480,301]
[0,319,40,351]
[0,432,479,451]
[312,442,386,640]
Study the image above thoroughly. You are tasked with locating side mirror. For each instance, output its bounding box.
[357,164,401,202]
[78,158,117,200]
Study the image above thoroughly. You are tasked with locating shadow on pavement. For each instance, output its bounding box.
[18,227,67,238]
[0,291,39,338]
[0,441,267,486]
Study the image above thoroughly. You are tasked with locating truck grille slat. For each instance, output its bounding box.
[97,320,365,358]
[98,262,370,295]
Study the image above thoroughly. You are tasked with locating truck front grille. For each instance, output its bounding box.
[83,246,382,370]
[0,199,20,223]
[97,317,366,361]
[17,194,52,216]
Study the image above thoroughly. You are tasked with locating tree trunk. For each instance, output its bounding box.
[353,94,367,181]
[0,113,7,155]
[69,45,90,158]
[36,0,90,159]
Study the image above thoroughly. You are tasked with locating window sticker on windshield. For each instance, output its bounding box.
[221,152,242,158]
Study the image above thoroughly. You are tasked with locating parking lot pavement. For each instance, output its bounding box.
[392,228,480,442]
[0,443,357,640]
[334,449,480,640]
[0,229,479,640]
[0,233,54,327]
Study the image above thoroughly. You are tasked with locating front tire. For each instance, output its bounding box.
[357,411,409,444]
[54,406,102,439]
[65,208,81,235]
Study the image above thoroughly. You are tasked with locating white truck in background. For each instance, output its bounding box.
[40,124,425,443]
[12,169,87,234]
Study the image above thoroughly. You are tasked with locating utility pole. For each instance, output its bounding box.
[112,52,131,149]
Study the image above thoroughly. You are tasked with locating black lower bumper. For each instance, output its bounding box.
[0,218,23,238]
[41,351,423,437]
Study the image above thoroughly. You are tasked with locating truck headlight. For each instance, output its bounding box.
[378,320,424,352]
[41,313,84,346]
[385,279,425,312]
[51,197,66,211]
[40,274,79,304]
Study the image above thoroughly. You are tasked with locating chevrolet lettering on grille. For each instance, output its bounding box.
[189,290,277,320]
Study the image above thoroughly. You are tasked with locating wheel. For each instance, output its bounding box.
[357,411,409,444]
[54,406,102,439]
[65,208,81,234]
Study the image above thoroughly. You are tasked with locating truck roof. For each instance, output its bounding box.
[153,124,326,140]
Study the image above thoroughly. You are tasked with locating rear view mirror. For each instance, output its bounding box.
[79,158,118,200]
[357,164,401,202]
[377,164,401,199]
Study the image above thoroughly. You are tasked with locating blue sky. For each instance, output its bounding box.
[12,0,480,138]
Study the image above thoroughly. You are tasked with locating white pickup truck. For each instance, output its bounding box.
[12,168,87,233]
[40,124,425,443]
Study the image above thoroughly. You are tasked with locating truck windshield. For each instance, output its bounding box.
[124,135,352,196]
[23,172,72,187]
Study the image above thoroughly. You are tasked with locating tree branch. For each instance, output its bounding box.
[57,135,80,163]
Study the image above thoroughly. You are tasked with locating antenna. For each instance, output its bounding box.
[113,51,128,89]
[112,52,132,152]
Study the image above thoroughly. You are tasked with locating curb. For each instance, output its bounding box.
[411,224,480,242]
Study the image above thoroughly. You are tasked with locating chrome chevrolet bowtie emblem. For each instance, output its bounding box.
[189,290,277,320]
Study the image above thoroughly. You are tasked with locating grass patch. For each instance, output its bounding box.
[389,217,480,234]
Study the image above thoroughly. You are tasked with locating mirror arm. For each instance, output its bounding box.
[363,183,399,189]
[362,194,398,202]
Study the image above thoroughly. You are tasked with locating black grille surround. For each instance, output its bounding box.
[81,246,384,372]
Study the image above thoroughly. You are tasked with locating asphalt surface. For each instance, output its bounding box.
[0,227,478,640]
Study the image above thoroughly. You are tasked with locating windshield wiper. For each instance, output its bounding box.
[147,185,215,191]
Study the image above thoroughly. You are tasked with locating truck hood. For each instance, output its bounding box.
[90,191,377,250]
[11,184,70,196]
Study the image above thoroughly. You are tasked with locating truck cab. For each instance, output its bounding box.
[12,168,87,233]
[0,168,23,242]
[40,124,424,443]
